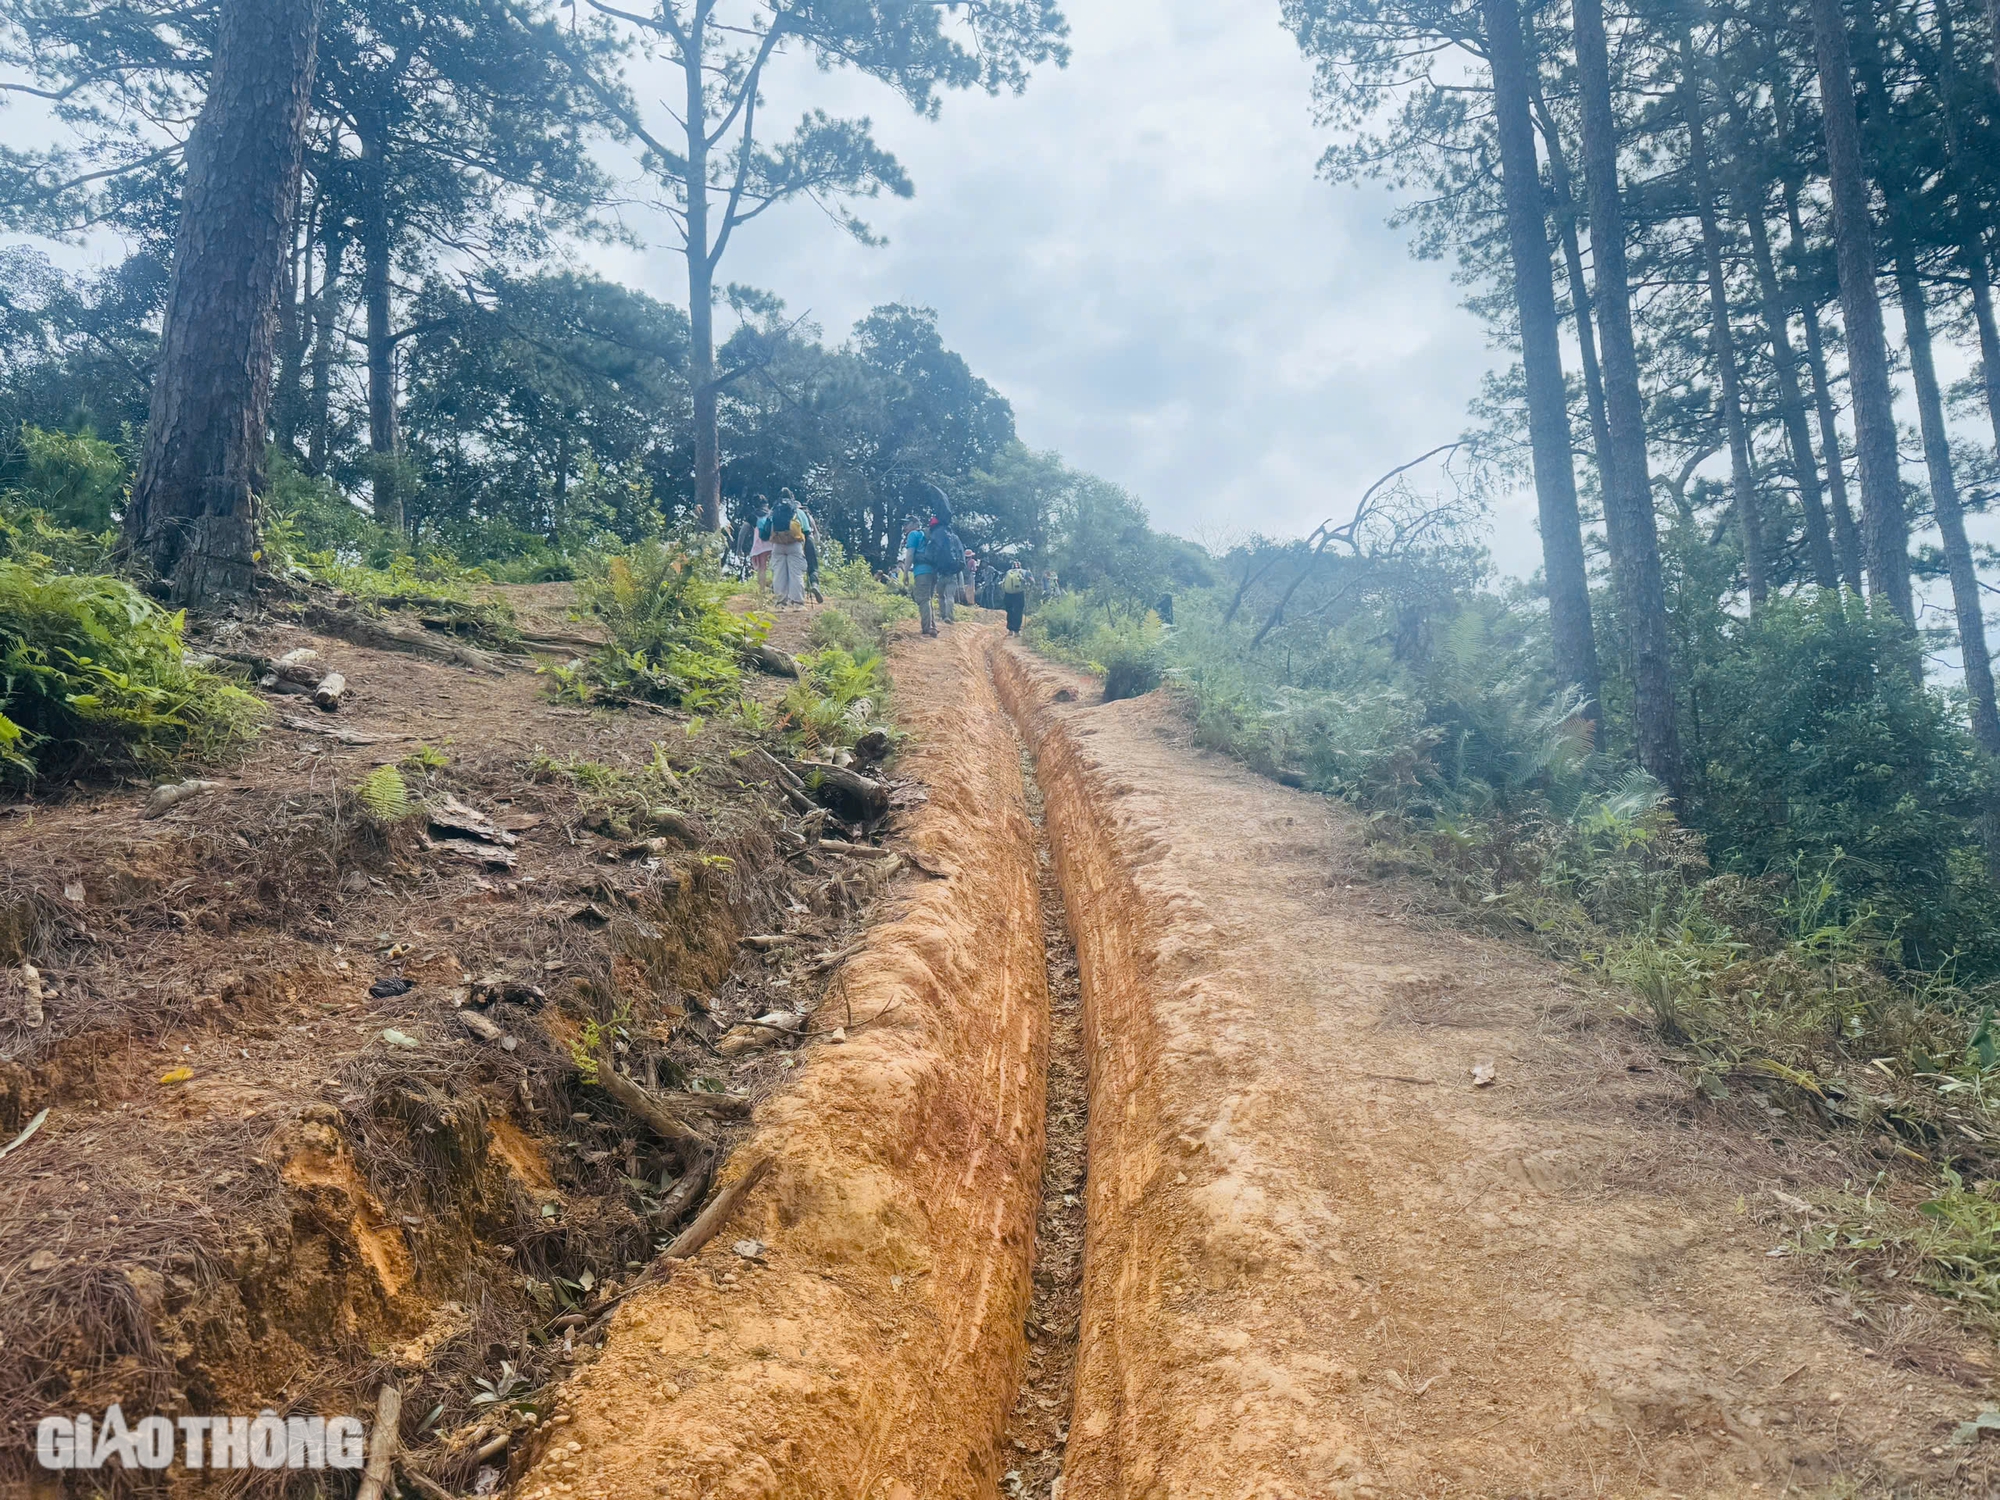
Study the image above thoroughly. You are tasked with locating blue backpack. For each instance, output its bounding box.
[929,526,963,575]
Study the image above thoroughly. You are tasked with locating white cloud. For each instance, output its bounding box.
[595,0,1542,574]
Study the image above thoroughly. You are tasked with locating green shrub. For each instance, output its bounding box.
[1684,594,2000,976]
[3,425,127,533]
[777,645,891,756]
[0,559,260,785]
[1024,591,1164,700]
[552,537,765,710]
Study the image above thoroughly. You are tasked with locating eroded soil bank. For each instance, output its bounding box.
[519,625,1049,1500]
[994,640,1998,1499]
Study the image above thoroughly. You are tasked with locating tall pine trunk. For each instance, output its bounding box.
[360,114,401,531]
[1718,60,1839,588]
[684,29,722,533]
[1932,0,2000,458]
[1572,0,1682,792]
[273,198,311,456]
[1529,89,1613,478]
[1971,264,2000,453]
[309,227,343,476]
[1811,0,1912,622]
[1483,0,1603,725]
[124,0,324,604]
[1735,183,1839,587]
[1895,244,2000,751]
[1676,31,1765,606]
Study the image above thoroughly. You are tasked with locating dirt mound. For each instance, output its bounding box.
[994,640,1994,1498]
[517,623,1048,1500]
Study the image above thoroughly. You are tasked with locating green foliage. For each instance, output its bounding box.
[1024,591,1165,701]
[354,764,414,824]
[4,425,126,532]
[0,559,260,785]
[778,646,891,756]
[557,538,764,709]
[1683,594,2000,975]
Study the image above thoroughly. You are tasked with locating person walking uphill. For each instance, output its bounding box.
[902,511,960,637]
[747,496,775,590]
[763,489,811,606]
[1001,563,1029,635]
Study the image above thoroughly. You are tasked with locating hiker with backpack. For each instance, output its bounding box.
[1001,562,1029,635]
[798,500,826,603]
[761,488,811,606]
[902,510,962,636]
[746,496,775,589]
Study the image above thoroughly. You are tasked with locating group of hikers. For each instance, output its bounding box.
[728,487,1041,636]
[730,489,825,607]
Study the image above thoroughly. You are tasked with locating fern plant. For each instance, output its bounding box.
[355,764,413,823]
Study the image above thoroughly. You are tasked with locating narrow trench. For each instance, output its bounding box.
[999,738,1089,1500]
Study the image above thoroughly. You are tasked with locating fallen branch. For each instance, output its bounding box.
[816,838,893,860]
[472,1431,511,1463]
[664,1153,773,1260]
[356,1385,402,1500]
[808,939,867,974]
[783,757,890,824]
[396,1464,457,1500]
[305,604,508,675]
[594,1042,712,1155]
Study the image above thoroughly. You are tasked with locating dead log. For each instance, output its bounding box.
[782,757,890,824]
[594,1042,712,1155]
[664,1154,773,1260]
[745,643,799,678]
[750,748,816,816]
[313,672,346,711]
[217,650,322,687]
[356,1385,402,1500]
[634,1087,752,1122]
[651,1151,716,1230]
[304,604,508,675]
[816,838,894,860]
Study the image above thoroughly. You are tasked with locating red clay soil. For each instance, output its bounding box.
[0,588,891,1489]
[994,641,1997,1500]
[517,622,1048,1500]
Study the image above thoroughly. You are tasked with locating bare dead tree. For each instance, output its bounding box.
[1249,442,1463,650]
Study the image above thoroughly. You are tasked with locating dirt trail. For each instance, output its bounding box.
[520,625,1048,1500]
[994,642,1992,1499]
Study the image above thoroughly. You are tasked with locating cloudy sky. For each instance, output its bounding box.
[589,0,1531,572]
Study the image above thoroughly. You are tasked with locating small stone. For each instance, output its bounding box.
[732,1239,767,1260]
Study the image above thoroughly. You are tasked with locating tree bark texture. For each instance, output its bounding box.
[1483,0,1603,725]
[124,0,324,605]
[1572,0,1683,793]
[1811,0,1912,622]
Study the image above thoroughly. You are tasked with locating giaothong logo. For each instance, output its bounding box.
[37,1407,368,1471]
